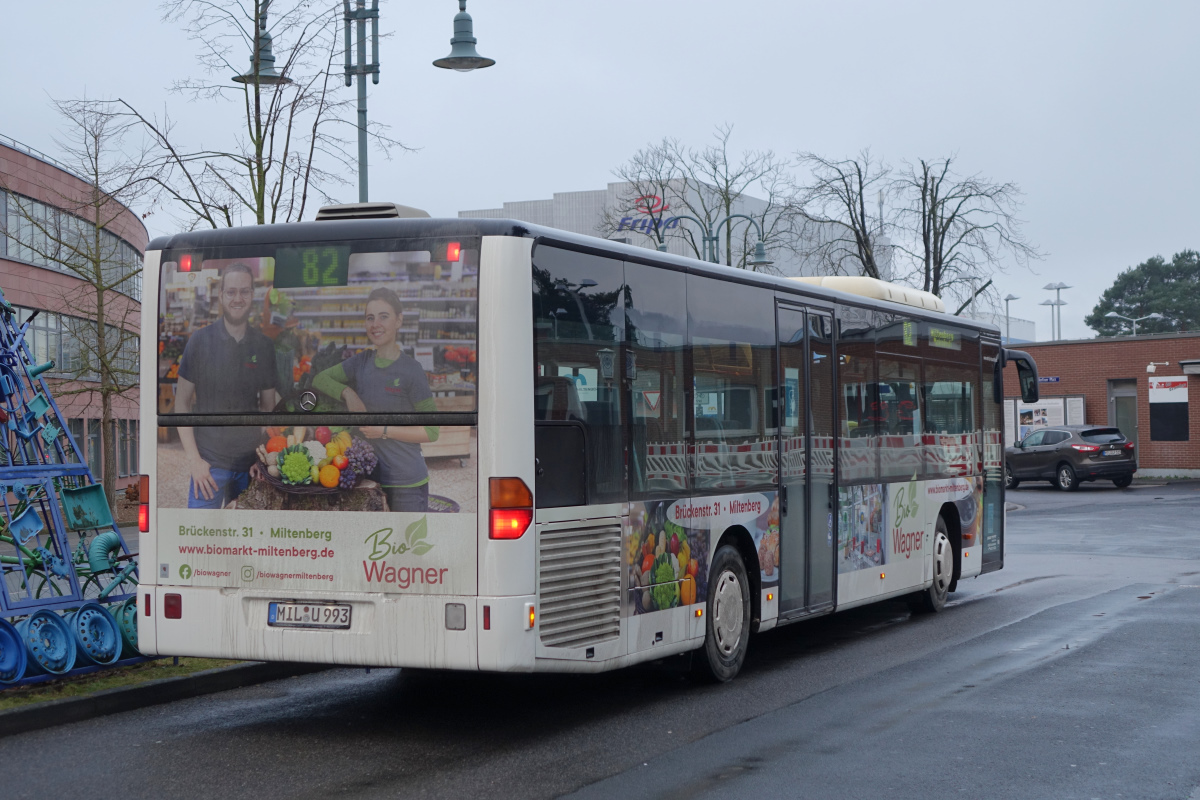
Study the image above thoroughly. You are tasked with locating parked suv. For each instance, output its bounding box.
[1005,426,1137,491]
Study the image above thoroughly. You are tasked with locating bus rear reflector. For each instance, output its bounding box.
[144,593,152,617]
[482,605,491,630]
[490,509,532,539]
[164,593,182,619]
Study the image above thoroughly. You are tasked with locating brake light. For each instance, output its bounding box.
[446,242,461,262]
[138,474,150,532]
[1071,444,1099,452]
[164,593,182,619]
[1124,442,1135,450]
[179,254,192,272]
[490,508,533,539]
[489,477,533,539]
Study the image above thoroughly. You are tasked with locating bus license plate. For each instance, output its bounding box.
[1103,450,1121,457]
[268,602,351,629]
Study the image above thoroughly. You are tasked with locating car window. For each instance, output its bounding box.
[1081,428,1125,444]
[1044,431,1069,445]
[1022,431,1045,446]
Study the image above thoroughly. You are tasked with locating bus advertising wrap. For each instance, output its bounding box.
[158,508,477,595]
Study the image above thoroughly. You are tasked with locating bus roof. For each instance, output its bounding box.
[147,216,1001,336]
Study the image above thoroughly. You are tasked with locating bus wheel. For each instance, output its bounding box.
[692,544,751,683]
[909,516,952,614]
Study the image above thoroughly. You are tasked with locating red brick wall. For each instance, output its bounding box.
[1003,334,1200,471]
[0,143,148,250]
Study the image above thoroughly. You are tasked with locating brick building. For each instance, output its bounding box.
[1004,333,1200,477]
[0,135,145,491]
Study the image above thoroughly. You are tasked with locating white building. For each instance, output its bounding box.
[459,181,817,277]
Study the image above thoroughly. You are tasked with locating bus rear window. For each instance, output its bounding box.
[157,238,479,416]
[1080,428,1125,444]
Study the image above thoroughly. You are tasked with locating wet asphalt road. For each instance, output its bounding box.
[4,480,1200,800]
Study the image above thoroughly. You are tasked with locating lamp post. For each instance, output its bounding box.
[1105,311,1163,337]
[233,3,293,86]
[1043,282,1071,340]
[673,214,773,269]
[1003,293,1018,344]
[333,0,495,205]
[1039,298,1065,341]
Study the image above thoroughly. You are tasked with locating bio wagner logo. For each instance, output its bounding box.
[361,516,447,590]
[891,478,924,559]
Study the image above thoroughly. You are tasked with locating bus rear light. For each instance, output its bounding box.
[490,477,532,509]
[526,603,535,629]
[446,242,461,262]
[490,509,532,539]
[482,605,491,630]
[1071,444,1099,452]
[164,593,182,619]
[179,254,193,272]
[489,477,532,539]
[138,474,150,532]
[144,593,152,617]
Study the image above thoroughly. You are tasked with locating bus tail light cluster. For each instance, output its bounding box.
[489,477,532,539]
[164,593,182,619]
[138,474,150,532]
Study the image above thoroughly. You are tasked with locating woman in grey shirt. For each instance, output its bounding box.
[313,288,439,512]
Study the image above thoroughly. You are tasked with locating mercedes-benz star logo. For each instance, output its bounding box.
[299,391,317,411]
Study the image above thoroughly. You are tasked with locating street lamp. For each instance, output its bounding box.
[1105,311,1163,337]
[433,1,496,71]
[673,214,773,269]
[233,3,292,86]
[329,0,495,205]
[1003,293,1018,344]
[1043,282,1071,340]
[1038,299,1064,341]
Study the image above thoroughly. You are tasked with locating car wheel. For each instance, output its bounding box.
[1112,474,1133,488]
[1056,463,1079,491]
[1005,464,1019,490]
[909,516,953,614]
[692,544,751,683]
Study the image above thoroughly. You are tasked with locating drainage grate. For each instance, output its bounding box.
[538,522,622,649]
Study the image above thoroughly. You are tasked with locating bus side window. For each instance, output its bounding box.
[532,246,626,506]
[686,274,776,493]
[625,262,687,498]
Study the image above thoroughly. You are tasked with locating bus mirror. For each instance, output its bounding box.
[1003,348,1039,404]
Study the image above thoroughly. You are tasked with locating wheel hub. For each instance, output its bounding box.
[712,571,744,656]
[932,532,952,594]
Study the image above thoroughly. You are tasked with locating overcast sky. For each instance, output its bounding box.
[4,1,1198,339]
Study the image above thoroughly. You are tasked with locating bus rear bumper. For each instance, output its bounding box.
[146,586,538,672]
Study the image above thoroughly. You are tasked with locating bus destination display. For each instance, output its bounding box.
[273,245,351,288]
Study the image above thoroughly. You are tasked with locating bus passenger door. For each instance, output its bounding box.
[776,305,836,616]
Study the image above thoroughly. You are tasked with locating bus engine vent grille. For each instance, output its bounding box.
[538,522,622,649]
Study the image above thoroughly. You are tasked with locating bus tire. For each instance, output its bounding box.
[908,516,952,614]
[692,544,751,683]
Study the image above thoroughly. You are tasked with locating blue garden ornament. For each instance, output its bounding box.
[0,282,142,686]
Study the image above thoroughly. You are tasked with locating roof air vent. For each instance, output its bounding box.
[315,202,431,221]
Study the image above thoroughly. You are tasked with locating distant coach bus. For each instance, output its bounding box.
[137,204,1038,681]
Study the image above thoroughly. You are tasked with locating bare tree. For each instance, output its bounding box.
[598,138,680,251]
[0,99,153,509]
[794,150,891,279]
[892,156,1041,304]
[122,0,406,229]
[599,125,798,271]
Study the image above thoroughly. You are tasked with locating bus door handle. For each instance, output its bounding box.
[780,485,788,515]
[828,482,836,510]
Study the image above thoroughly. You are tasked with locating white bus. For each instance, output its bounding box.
[137,205,1039,681]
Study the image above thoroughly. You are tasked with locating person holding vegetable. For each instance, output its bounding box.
[175,263,278,508]
[313,288,439,512]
